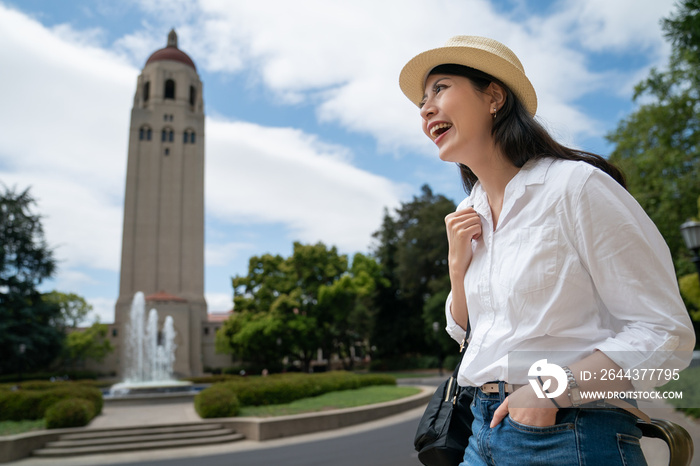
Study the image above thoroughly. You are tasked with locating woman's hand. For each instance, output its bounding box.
[445,207,482,278]
[490,385,558,428]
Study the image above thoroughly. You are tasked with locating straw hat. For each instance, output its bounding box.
[399,36,537,116]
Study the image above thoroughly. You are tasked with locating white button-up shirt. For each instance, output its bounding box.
[446,157,695,391]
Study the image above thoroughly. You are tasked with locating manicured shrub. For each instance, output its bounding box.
[45,398,94,429]
[195,385,240,418]
[194,371,396,417]
[0,382,102,422]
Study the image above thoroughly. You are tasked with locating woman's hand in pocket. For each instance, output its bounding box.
[490,385,559,428]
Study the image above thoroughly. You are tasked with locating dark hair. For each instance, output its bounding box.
[429,64,626,193]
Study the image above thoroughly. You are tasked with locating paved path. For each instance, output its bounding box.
[9,404,426,466]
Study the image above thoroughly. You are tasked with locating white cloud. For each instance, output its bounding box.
[84,297,116,325]
[205,118,406,251]
[119,0,674,157]
[0,6,135,272]
[0,2,405,301]
[205,241,254,267]
[560,0,676,53]
[205,292,234,313]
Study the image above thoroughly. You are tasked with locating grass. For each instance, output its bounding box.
[239,385,421,417]
[657,366,700,418]
[0,420,45,436]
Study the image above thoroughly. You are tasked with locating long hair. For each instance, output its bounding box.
[429,64,627,193]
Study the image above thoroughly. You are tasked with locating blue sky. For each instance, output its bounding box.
[0,0,676,323]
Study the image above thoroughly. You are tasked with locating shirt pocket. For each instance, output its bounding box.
[497,225,560,294]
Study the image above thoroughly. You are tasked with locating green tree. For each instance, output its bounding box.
[218,242,351,372]
[371,185,456,362]
[0,186,63,375]
[42,291,93,329]
[317,252,387,369]
[607,0,700,275]
[61,323,114,369]
[679,195,700,321]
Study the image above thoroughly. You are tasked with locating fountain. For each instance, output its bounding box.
[109,292,192,396]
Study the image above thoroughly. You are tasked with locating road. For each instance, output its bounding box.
[107,409,425,466]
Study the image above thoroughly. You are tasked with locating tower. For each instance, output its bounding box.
[115,30,206,377]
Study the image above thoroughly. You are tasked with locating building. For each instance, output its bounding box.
[98,30,231,378]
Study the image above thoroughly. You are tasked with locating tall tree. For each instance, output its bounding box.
[42,291,93,329]
[0,186,63,375]
[607,0,700,275]
[316,252,387,369]
[61,323,114,369]
[371,185,456,360]
[219,242,352,372]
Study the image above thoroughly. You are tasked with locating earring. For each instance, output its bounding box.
[492,107,497,119]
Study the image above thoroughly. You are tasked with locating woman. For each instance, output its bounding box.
[399,36,695,465]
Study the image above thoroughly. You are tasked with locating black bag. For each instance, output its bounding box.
[414,338,474,466]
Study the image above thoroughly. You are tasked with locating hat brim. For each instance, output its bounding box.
[399,46,537,116]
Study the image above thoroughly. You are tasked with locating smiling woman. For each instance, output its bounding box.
[399,35,695,466]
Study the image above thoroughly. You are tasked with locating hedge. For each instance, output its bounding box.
[45,398,95,429]
[0,382,102,422]
[195,371,396,418]
[194,385,240,418]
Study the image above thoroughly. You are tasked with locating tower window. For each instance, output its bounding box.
[162,127,174,142]
[164,148,170,156]
[164,79,175,99]
[183,130,196,144]
[139,126,152,141]
[144,81,150,102]
[189,85,196,107]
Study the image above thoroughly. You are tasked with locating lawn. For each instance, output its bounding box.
[0,420,45,436]
[1,385,421,435]
[239,385,421,417]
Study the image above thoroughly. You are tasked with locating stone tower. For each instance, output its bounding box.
[115,29,206,377]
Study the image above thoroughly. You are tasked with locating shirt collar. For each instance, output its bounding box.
[468,157,555,218]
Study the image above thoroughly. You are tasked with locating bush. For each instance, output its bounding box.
[194,371,396,418]
[0,382,102,422]
[195,385,240,418]
[45,398,95,429]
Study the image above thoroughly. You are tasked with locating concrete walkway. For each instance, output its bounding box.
[7,402,428,466]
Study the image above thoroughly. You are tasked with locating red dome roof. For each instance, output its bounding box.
[145,29,196,70]
[146,47,196,70]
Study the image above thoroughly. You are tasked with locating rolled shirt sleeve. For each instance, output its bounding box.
[445,291,468,344]
[572,169,695,390]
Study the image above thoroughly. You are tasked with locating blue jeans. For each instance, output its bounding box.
[461,383,647,466]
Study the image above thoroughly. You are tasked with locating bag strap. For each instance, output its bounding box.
[451,326,470,380]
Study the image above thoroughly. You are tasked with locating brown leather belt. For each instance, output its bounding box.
[479,382,525,394]
[478,382,651,423]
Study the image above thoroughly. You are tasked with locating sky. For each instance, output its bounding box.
[0,0,678,324]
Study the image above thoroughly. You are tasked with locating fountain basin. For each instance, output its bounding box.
[108,380,194,397]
